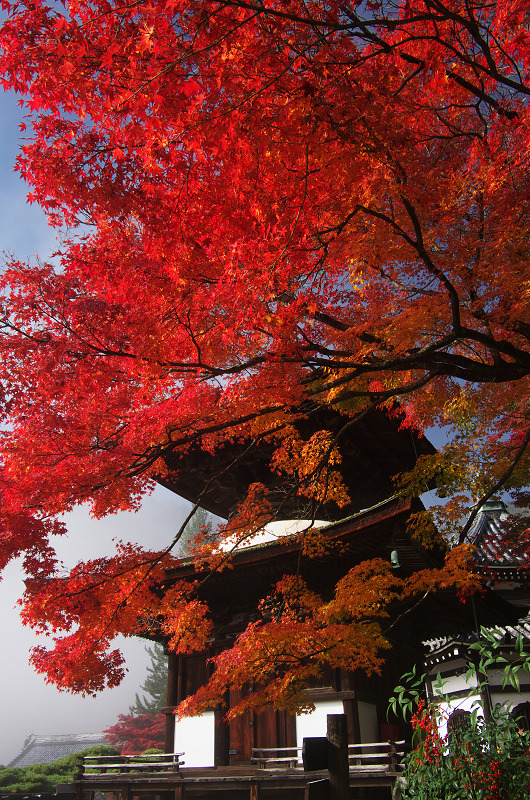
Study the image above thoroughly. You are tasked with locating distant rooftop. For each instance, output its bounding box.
[8,733,108,768]
[425,617,530,659]
[470,500,530,569]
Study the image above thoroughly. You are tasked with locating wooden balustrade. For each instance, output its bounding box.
[79,752,184,776]
[347,740,405,774]
[251,746,302,768]
[251,740,404,773]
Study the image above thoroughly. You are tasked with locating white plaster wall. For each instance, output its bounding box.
[430,658,530,739]
[431,673,477,697]
[173,711,215,767]
[436,695,483,739]
[490,690,530,710]
[218,520,329,552]
[296,700,345,747]
[357,701,379,742]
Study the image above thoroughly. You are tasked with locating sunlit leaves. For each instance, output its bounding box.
[0,0,528,698]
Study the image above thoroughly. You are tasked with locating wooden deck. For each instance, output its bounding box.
[71,742,403,799]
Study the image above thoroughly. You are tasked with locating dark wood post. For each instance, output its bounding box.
[249,778,260,800]
[214,696,230,766]
[327,715,349,800]
[165,651,179,752]
[388,741,398,774]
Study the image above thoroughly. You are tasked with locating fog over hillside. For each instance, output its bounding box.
[0,487,190,766]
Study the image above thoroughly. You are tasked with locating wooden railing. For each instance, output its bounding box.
[348,740,405,773]
[252,740,404,772]
[79,752,184,776]
[251,747,302,768]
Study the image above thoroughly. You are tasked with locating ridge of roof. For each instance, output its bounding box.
[8,733,108,768]
[470,502,530,569]
[425,617,530,658]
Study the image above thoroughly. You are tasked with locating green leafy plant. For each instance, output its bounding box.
[0,746,118,794]
[390,628,530,800]
[388,663,426,722]
[465,628,530,692]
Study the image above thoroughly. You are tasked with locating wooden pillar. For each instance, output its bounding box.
[249,779,260,800]
[165,652,179,752]
[305,780,329,800]
[343,698,360,744]
[214,697,230,766]
[174,785,184,800]
[327,715,349,800]
[167,651,179,705]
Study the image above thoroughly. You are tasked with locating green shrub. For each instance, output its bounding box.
[0,745,119,794]
[389,629,530,800]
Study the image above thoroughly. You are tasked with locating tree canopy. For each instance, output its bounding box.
[104,714,166,755]
[0,0,528,710]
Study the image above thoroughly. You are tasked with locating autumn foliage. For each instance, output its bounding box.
[178,549,481,718]
[104,714,166,755]
[0,0,528,706]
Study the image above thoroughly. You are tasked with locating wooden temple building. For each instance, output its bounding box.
[424,499,530,738]
[71,408,522,800]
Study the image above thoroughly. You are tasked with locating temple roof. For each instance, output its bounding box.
[469,500,530,607]
[8,733,108,768]
[470,500,530,568]
[159,406,435,521]
[425,617,530,662]
[165,496,517,644]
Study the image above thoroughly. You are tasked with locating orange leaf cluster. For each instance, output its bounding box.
[178,549,480,717]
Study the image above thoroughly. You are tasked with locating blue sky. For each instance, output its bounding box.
[0,92,58,262]
[0,86,192,765]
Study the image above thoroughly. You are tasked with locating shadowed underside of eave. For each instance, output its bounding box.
[158,406,435,521]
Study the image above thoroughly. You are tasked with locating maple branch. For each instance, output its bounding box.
[112,9,263,110]
[398,195,462,334]
[218,0,528,111]
[424,0,529,96]
[76,1,144,29]
[432,62,519,120]
[177,39,316,137]
[458,326,530,370]
[509,320,530,343]
[310,347,529,384]
[270,142,310,270]
[213,0,350,31]
[458,427,530,545]
[383,591,430,634]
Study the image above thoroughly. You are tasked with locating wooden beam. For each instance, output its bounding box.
[327,715,349,800]
[305,779,329,800]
